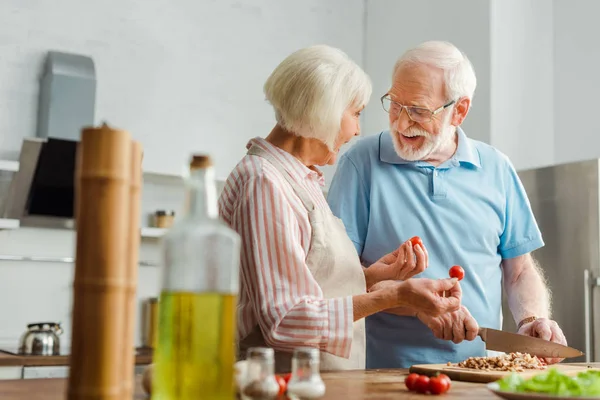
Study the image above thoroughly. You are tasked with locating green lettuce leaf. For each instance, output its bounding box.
[495,368,600,397]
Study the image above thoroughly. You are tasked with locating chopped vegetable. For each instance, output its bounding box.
[497,368,600,396]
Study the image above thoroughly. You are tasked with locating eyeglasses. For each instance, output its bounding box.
[380,94,455,123]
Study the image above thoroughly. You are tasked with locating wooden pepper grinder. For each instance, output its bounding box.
[122,141,143,399]
[68,123,134,400]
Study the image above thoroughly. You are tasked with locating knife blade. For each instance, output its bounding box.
[478,327,584,359]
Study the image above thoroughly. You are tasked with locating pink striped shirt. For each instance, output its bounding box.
[218,137,354,358]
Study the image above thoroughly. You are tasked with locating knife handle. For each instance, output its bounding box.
[584,269,593,363]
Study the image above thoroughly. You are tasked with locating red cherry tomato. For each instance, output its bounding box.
[409,236,423,247]
[437,373,452,387]
[275,375,286,396]
[449,265,465,281]
[282,372,292,384]
[404,373,420,391]
[429,376,451,395]
[414,375,430,394]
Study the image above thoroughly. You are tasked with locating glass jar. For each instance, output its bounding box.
[241,347,280,400]
[153,210,175,228]
[286,348,326,399]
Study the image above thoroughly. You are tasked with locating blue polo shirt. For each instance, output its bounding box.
[327,128,544,368]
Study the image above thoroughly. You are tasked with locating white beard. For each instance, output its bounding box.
[390,116,455,161]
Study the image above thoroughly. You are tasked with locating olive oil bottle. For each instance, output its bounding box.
[153,155,241,400]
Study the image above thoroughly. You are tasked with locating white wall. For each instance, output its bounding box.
[490,0,554,170]
[553,0,600,166]
[362,0,492,144]
[0,0,365,183]
[0,0,365,349]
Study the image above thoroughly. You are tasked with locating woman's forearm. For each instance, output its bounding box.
[352,289,396,321]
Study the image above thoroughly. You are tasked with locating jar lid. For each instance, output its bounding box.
[246,347,274,360]
[190,154,213,170]
[27,322,61,330]
[155,210,175,216]
[293,347,320,360]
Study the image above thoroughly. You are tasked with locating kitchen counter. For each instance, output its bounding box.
[0,348,152,367]
[0,363,597,399]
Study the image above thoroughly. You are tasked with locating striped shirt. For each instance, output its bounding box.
[218,137,354,358]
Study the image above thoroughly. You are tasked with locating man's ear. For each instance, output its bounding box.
[451,97,471,126]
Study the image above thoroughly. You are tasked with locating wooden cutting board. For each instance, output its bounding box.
[409,363,598,383]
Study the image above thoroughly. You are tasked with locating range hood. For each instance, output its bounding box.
[3,138,78,229]
[2,50,95,228]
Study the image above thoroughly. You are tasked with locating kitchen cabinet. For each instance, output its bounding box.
[22,366,68,379]
[0,367,22,380]
[21,365,145,379]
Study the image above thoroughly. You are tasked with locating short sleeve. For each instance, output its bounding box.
[327,153,370,256]
[499,158,545,259]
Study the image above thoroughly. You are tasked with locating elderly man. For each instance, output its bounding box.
[327,40,567,369]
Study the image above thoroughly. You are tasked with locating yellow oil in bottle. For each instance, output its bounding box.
[152,291,237,400]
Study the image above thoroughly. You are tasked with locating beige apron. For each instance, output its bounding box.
[238,144,366,372]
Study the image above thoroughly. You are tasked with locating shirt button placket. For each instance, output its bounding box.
[431,169,447,200]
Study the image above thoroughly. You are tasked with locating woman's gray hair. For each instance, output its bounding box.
[264,45,372,150]
[393,41,477,101]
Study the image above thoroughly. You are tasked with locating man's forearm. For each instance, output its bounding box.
[503,254,551,325]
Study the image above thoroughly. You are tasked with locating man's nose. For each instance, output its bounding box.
[392,107,414,132]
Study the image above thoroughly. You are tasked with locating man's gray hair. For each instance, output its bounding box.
[393,41,477,101]
[264,45,372,150]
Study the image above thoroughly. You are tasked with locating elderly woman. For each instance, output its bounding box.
[218,45,462,372]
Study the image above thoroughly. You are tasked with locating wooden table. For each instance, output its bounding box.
[0,364,597,399]
[0,368,498,399]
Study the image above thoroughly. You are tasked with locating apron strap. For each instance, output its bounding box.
[247,144,315,212]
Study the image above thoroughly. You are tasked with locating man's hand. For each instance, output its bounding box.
[518,318,567,365]
[370,278,461,317]
[417,305,479,344]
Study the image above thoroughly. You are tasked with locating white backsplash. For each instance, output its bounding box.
[0,173,227,350]
[0,226,163,349]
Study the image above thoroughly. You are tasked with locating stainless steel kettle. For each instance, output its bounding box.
[18,322,62,356]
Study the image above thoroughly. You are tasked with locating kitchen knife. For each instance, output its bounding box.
[478,327,584,359]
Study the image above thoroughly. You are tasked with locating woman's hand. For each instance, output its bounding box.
[369,277,461,317]
[365,240,429,288]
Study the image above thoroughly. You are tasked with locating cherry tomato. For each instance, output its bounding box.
[282,372,292,384]
[275,375,286,396]
[410,236,423,247]
[437,373,452,387]
[414,375,430,394]
[429,376,450,395]
[449,265,465,281]
[404,373,420,391]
